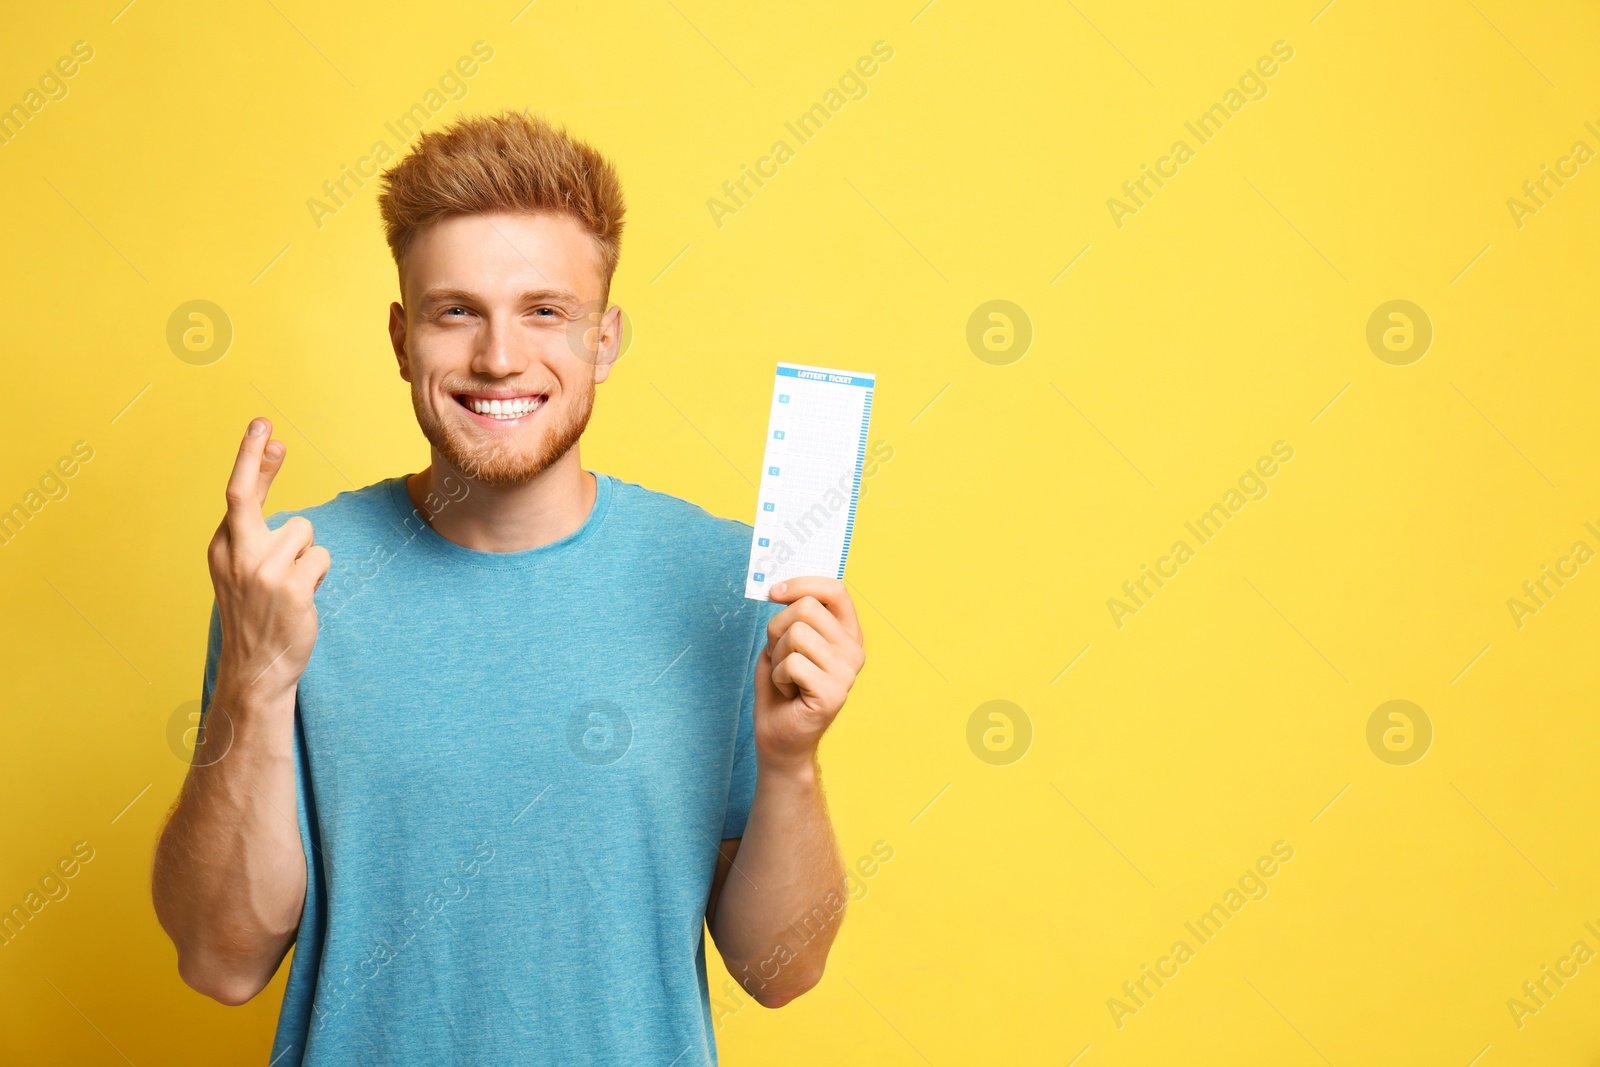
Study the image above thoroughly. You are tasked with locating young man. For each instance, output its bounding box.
[151,110,865,1065]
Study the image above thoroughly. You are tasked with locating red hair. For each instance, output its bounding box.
[377,109,625,295]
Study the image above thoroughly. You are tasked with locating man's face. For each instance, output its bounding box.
[389,211,621,488]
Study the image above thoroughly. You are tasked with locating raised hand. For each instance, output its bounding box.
[206,417,331,702]
[153,416,320,1004]
[753,577,866,773]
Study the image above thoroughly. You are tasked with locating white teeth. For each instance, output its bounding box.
[466,396,545,419]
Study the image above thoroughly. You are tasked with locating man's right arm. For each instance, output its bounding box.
[151,417,330,1006]
[152,672,305,1005]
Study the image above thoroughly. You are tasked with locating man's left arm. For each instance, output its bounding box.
[706,576,865,1008]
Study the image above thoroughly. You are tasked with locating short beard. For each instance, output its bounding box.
[412,381,595,489]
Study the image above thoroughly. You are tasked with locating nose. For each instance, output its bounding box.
[471,312,529,379]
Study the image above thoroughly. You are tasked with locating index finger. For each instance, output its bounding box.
[224,417,273,542]
[769,576,863,644]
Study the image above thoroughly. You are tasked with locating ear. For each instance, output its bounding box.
[389,302,410,381]
[591,303,624,385]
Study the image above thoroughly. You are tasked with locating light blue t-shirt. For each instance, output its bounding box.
[199,471,782,1066]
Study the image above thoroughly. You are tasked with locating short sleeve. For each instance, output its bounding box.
[722,598,784,839]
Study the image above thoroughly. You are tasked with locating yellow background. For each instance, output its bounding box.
[2,0,1598,1063]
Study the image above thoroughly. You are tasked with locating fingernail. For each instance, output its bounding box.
[247,419,266,437]
[772,582,786,596]
[265,442,284,459]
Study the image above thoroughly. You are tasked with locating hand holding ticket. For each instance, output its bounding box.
[745,363,876,601]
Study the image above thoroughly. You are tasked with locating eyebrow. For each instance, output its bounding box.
[417,286,584,306]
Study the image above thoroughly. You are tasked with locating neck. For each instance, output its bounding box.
[405,446,596,553]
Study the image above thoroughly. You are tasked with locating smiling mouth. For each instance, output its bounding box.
[454,393,548,420]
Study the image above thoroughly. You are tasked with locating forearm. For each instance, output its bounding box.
[151,677,307,1005]
[711,753,846,1007]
